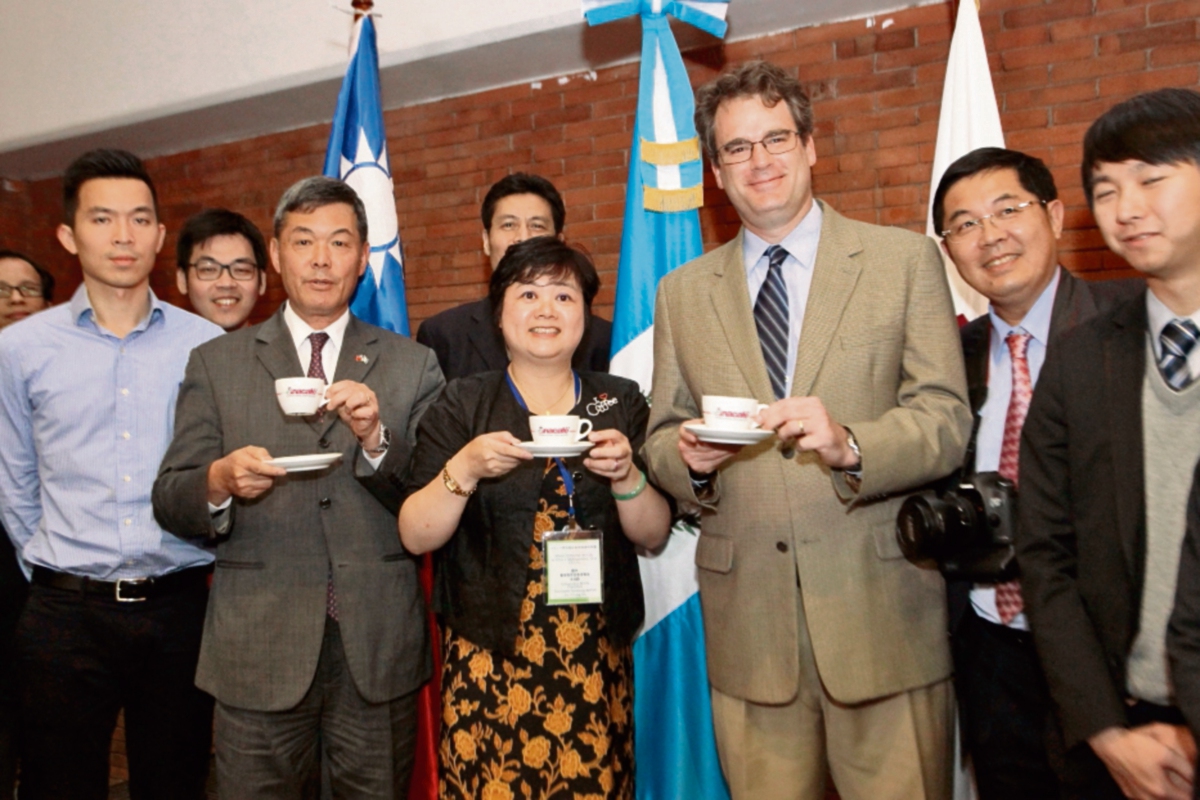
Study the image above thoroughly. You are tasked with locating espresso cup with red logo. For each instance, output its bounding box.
[275,377,329,416]
[529,415,593,446]
[701,396,769,430]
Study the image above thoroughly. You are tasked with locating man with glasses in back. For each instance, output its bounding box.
[642,60,971,799]
[932,147,1139,799]
[176,208,270,331]
[0,249,55,799]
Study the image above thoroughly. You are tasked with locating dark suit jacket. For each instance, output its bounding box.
[949,271,1142,634]
[1017,288,1153,750]
[416,298,612,381]
[153,310,445,710]
[1169,461,1200,781]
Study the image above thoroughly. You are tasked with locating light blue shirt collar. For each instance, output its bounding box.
[70,283,164,337]
[742,202,824,275]
[987,266,1060,347]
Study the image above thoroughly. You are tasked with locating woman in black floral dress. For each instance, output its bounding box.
[400,238,671,799]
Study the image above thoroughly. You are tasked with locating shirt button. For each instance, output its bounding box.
[319,498,332,510]
[121,388,130,396]
[124,519,132,526]
[123,475,131,483]
[122,432,131,440]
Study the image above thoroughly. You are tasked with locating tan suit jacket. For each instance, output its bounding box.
[643,201,971,706]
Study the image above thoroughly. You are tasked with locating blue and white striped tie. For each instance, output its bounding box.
[755,245,790,400]
[1160,318,1200,391]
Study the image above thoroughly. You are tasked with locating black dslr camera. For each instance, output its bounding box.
[895,472,1018,581]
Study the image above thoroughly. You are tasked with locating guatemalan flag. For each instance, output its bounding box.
[323,13,410,336]
[583,3,730,798]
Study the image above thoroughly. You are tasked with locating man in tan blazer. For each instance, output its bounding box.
[642,61,972,799]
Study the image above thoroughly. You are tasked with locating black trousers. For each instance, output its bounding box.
[15,573,214,800]
[0,531,27,797]
[953,605,1064,800]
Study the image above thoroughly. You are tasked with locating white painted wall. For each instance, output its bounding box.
[0,0,579,151]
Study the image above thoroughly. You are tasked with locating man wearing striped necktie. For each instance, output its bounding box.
[642,60,972,800]
[1019,88,1200,800]
[934,147,1141,800]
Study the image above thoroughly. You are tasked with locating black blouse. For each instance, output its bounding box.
[408,370,650,656]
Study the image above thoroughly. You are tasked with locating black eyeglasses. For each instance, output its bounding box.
[0,282,44,299]
[188,258,259,282]
[717,130,803,165]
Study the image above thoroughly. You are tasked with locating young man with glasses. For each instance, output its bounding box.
[1020,88,1200,800]
[0,250,54,331]
[0,248,54,799]
[933,147,1139,799]
[642,59,971,799]
[176,208,270,331]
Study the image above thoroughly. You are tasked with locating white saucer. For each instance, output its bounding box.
[684,423,774,446]
[265,453,342,472]
[518,441,595,458]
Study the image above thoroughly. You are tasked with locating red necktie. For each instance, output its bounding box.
[308,332,339,621]
[995,332,1031,624]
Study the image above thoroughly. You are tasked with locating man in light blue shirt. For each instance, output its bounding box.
[0,149,222,799]
[935,147,1139,800]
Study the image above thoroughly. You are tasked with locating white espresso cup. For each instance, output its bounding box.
[276,377,329,416]
[702,395,768,430]
[529,415,593,446]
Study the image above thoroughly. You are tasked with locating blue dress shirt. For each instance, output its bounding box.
[0,285,222,580]
[743,202,824,397]
[971,267,1060,628]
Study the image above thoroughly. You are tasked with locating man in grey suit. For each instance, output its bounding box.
[154,176,444,799]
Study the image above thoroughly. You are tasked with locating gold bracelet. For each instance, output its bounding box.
[442,465,475,497]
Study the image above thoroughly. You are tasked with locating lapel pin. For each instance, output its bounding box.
[355,354,369,364]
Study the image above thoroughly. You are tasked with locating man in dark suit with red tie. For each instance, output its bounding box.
[934,147,1139,799]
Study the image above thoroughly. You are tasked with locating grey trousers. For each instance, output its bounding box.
[215,618,418,800]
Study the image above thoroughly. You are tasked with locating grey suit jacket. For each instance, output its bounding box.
[642,201,972,705]
[153,310,445,710]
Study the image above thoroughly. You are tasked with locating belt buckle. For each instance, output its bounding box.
[114,578,149,603]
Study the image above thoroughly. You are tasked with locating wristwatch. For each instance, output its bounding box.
[843,428,863,492]
[362,423,390,457]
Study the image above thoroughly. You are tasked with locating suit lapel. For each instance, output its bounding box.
[255,310,306,381]
[709,231,775,401]
[1048,269,1098,342]
[318,315,381,438]
[792,203,863,398]
[1104,294,1148,578]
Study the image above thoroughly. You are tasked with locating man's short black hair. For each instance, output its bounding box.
[932,147,1058,234]
[176,209,268,275]
[0,249,55,302]
[1082,87,1200,205]
[62,149,157,226]
[480,173,566,234]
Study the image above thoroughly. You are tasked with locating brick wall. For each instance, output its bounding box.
[3,0,1197,330]
[0,0,1197,789]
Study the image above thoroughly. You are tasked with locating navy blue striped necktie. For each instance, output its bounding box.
[1160,318,1200,391]
[755,245,790,400]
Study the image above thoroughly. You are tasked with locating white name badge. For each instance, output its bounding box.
[543,527,604,606]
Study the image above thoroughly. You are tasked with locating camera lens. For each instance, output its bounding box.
[896,493,948,559]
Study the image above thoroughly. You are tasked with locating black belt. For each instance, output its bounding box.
[968,605,1035,647]
[31,565,211,603]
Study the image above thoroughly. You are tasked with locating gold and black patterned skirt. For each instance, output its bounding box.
[438,462,634,800]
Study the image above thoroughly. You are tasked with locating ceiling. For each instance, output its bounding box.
[0,0,931,179]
